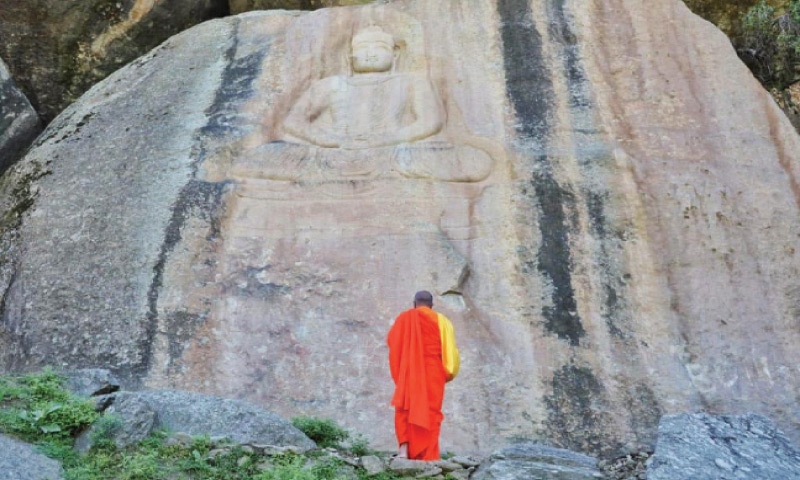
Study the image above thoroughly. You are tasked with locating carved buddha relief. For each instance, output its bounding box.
[283,26,443,149]
[230,20,497,184]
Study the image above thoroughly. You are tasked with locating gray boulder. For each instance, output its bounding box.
[62,368,121,397]
[648,413,800,480]
[0,0,228,122]
[0,434,64,480]
[78,390,315,451]
[0,58,41,172]
[471,443,604,480]
[76,393,157,451]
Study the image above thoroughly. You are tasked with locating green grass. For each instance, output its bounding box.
[0,368,98,443]
[0,370,412,480]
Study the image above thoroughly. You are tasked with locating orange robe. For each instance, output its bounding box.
[387,306,447,460]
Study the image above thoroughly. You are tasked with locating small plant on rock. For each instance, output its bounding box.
[347,434,374,457]
[291,416,350,448]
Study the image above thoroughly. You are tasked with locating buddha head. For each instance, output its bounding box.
[351,26,396,74]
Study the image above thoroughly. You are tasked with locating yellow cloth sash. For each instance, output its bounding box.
[436,313,460,381]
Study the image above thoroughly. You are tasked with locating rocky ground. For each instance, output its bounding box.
[598,451,652,480]
[4,370,800,479]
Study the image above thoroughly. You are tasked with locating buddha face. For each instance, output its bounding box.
[351,28,395,73]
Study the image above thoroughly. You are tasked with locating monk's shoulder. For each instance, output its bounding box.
[391,308,416,327]
[436,312,454,327]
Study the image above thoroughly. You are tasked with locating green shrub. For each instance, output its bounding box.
[347,434,374,457]
[0,369,98,442]
[291,416,350,449]
[88,414,123,447]
[736,0,800,88]
[257,455,317,480]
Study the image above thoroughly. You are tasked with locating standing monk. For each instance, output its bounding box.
[387,290,460,460]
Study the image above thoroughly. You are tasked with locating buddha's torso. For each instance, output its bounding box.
[324,74,415,138]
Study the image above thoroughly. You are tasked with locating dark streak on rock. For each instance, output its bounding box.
[625,383,663,447]
[137,18,266,377]
[547,0,590,110]
[544,364,617,454]
[550,0,631,340]
[139,180,227,378]
[586,191,625,337]
[498,0,552,141]
[534,175,585,345]
[498,0,585,346]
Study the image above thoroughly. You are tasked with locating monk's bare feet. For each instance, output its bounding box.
[395,443,408,458]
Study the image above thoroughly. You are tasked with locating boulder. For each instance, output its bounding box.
[388,458,442,477]
[471,443,603,480]
[0,434,64,480]
[0,58,41,172]
[0,0,229,122]
[62,368,121,397]
[78,390,315,451]
[76,393,157,451]
[648,413,800,479]
[360,455,385,476]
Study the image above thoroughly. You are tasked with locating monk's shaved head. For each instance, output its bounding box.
[413,290,433,307]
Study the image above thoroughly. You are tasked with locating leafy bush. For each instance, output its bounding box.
[735,0,800,88]
[0,369,98,442]
[291,416,350,449]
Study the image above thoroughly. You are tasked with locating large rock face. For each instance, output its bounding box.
[0,0,229,122]
[1,0,800,457]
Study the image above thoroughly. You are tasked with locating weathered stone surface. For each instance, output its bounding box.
[78,390,316,451]
[230,0,372,14]
[448,469,471,480]
[0,0,229,122]
[1,0,800,459]
[648,413,800,480]
[450,456,481,468]
[472,443,603,480]
[388,458,441,476]
[0,17,235,377]
[0,59,41,172]
[432,460,462,472]
[360,455,386,476]
[76,392,157,451]
[0,433,64,480]
[63,368,121,397]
